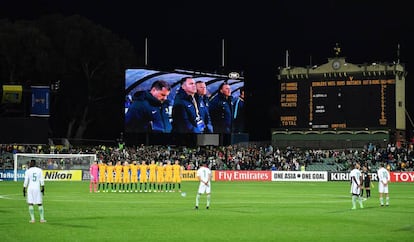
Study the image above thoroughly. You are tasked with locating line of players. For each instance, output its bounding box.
[94,159,184,193]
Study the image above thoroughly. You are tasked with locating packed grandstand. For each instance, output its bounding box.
[1,142,413,173]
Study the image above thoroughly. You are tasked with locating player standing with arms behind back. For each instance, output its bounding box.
[172,159,184,192]
[23,159,46,223]
[349,162,363,210]
[98,160,107,192]
[377,162,390,206]
[195,161,212,210]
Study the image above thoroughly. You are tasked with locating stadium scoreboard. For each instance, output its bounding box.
[280,77,396,129]
[278,58,406,130]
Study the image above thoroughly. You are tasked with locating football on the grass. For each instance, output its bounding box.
[181,192,187,197]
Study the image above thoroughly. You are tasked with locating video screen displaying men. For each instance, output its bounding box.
[125,68,245,135]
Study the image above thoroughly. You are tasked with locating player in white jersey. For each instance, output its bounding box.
[23,159,46,223]
[195,161,212,210]
[349,162,363,210]
[377,163,390,206]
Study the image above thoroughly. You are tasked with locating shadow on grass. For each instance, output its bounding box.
[48,216,106,228]
[394,225,414,232]
[327,206,378,213]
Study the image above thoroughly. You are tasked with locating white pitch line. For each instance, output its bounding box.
[0,195,12,199]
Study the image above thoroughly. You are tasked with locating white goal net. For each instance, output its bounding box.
[13,153,97,181]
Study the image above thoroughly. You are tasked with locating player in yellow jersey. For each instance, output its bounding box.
[148,160,157,192]
[114,161,123,192]
[105,161,115,192]
[172,159,184,192]
[129,161,139,192]
[139,161,149,192]
[122,161,130,192]
[156,161,165,192]
[164,160,173,192]
[98,161,107,192]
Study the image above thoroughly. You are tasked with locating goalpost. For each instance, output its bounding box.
[13,153,97,182]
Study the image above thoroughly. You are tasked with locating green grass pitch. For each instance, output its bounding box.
[1,181,413,241]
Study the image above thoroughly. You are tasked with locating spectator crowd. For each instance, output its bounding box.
[1,142,413,172]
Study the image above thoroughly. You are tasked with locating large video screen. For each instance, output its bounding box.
[125,68,245,135]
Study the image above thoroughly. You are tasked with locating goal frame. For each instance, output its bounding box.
[13,153,97,182]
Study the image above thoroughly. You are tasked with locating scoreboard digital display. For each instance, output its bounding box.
[279,77,396,129]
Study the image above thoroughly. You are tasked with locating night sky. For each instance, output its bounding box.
[2,0,413,140]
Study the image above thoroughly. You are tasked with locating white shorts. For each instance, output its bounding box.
[350,184,360,196]
[27,188,43,204]
[378,182,389,194]
[197,182,211,194]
